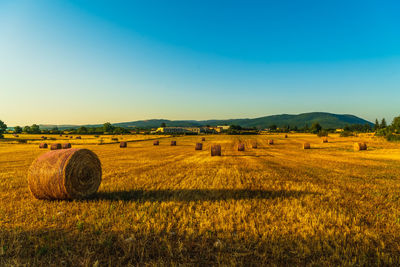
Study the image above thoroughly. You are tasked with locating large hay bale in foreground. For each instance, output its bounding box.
[27,148,102,200]
[303,143,311,149]
[171,141,177,146]
[202,137,206,142]
[62,143,72,149]
[195,143,203,150]
[238,143,245,151]
[50,143,62,150]
[153,140,159,146]
[268,139,274,145]
[211,144,221,156]
[39,143,48,149]
[354,142,367,151]
[120,141,127,148]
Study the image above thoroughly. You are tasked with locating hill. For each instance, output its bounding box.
[37,112,372,130]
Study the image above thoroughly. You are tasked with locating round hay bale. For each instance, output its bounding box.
[171,141,177,146]
[41,136,47,140]
[39,143,48,149]
[76,136,82,139]
[303,143,311,149]
[354,142,367,151]
[120,141,127,148]
[322,137,328,143]
[50,143,62,150]
[252,142,257,149]
[238,143,245,151]
[211,144,221,156]
[70,136,73,139]
[268,139,274,145]
[153,140,159,146]
[285,134,288,138]
[62,143,72,149]
[27,148,102,200]
[195,143,203,150]
[202,137,206,142]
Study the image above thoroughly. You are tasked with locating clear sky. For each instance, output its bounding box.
[1,0,399,126]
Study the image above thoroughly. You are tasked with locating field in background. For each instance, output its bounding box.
[1,133,400,265]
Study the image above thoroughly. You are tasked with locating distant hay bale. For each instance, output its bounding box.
[62,143,72,149]
[59,134,63,137]
[285,134,288,138]
[354,142,367,151]
[303,143,311,149]
[41,136,47,140]
[252,142,257,148]
[202,137,206,141]
[13,134,19,137]
[195,143,203,150]
[238,143,245,151]
[171,141,177,146]
[268,139,274,145]
[322,137,328,143]
[65,135,68,137]
[120,141,127,148]
[50,143,62,150]
[27,148,102,200]
[211,144,221,156]
[39,143,48,149]
[76,136,82,139]
[70,136,73,139]
[153,140,159,146]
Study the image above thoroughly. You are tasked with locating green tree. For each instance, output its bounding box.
[391,116,400,133]
[30,124,40,134]
[14,126,22,134]
[77,126,88,134]
[381,118,387,129]
[374,119,380,131]
[311,122,322,134]
[0,120,7,138]
[160,122,166,128]
[103,122,114,133]
[23,126,31,133]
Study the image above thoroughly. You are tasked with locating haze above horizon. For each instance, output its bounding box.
[1,0,399,126]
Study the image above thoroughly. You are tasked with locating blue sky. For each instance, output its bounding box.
[1,0,399,126]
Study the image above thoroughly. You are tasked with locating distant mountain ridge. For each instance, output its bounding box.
[38,112,373,130]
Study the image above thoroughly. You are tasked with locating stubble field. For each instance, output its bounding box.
[1,133,400,266]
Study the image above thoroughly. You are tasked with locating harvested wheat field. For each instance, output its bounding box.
[1,133,400,266]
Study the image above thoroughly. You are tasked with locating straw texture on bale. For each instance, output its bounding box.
[202,137,206,141]
[195,143,203,150]
[303,143,311,149]
[268,139,274,145]
[120,141,127,148]
[153,140,159,146]
[62,143,71,149]
[39,143,48,149]
[211,144,222,156]
[354,142,367,151]
[252,143,257,149]
[51,143,62,150]
[238,143,245,151]
[171,141,177,146]
[27,148,102,200]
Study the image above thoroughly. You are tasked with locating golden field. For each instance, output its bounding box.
[1,133,400,266]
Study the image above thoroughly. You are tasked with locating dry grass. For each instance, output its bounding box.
[1,133,400,265]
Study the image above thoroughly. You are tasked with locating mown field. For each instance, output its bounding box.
[1,133,400,266]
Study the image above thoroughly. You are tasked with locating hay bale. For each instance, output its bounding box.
[252,142,257,148]
[153,140,159,146]
[41,136,47,140]
[171,141,177,146]
[27,148,102,200]
[211,144,221,156]
[285,134,288,138]
[303,143,310,149]
[268,139,274,145]
[120,141,127,148]
[195,143,203,150]
[39,143,48,149]
[76,136,82,139]
[50,143,62,150]
[238,143,245,151]
[62,143,72,149]
[70,136,73,139]
[202,137,206,141]
[322,137,328,143]
[354,142,367,151]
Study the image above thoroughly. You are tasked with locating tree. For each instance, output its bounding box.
[374,119,380,131]
[30,124,40,134]
[160,122,166,128]
[77,126,88,134]
[103,122,114,133]
[0,120,7,138]
[14,126,22,134]
[381,118,387,129]
[269,124,277,131]
[310,122,322,134]
[392,116,400,133]
[23,126,31,133]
